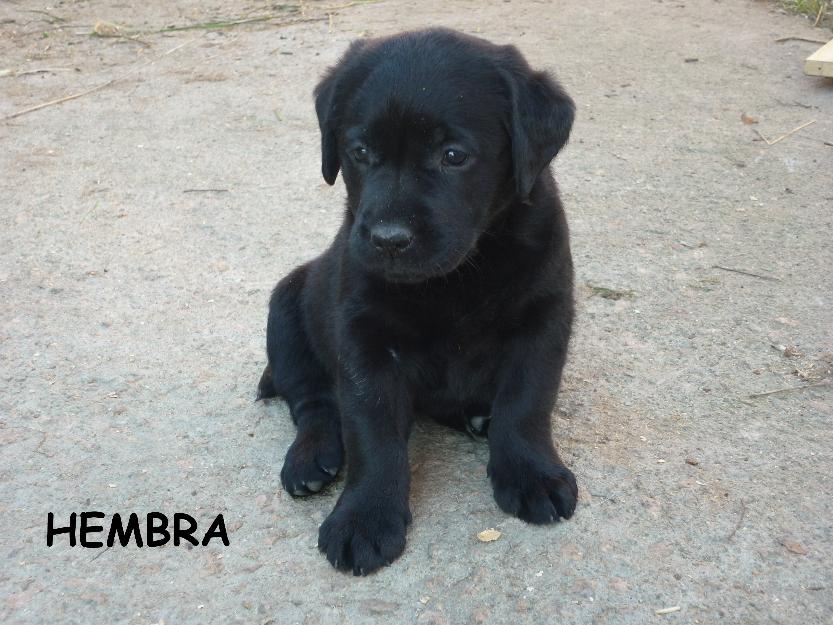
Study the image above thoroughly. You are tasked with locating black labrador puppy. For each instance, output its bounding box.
[258,27,577,575]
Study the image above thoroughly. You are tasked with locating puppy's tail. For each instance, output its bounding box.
[255,364,278,402]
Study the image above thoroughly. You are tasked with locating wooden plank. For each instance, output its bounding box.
[805,39,833,77]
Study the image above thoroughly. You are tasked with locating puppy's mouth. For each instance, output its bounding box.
[356,242,477,285]
[377,263,452,284]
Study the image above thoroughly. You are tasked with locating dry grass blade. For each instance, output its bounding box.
[655,606,681,615]
[157,15,276,32]
[767,120,816,146]
[727,499,747,540]
[322,0,383,9]
[814,1,829,26]
[24,8,66,23]
[749,380,831,399]
[153,0,376,33]
[0,67,75,78]
[753,120,816,146]
[779,0,831,28]
[775,36,828,43]
[155,15,326,34]
[2,38,199,122]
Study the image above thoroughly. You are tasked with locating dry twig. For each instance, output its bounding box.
[712,265,780,282]
[90,545,112,561]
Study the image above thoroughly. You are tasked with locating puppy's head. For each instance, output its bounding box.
[314,28,574,283]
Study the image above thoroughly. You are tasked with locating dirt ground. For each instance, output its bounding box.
[1,0,832,623]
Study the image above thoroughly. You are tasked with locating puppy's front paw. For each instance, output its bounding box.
[488,453,577,524]
[318,498,411,575]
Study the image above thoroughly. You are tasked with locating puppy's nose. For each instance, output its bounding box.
[370,224,414,254]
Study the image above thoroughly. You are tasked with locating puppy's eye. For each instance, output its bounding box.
[351,146,369,163]
[442,148,468,167]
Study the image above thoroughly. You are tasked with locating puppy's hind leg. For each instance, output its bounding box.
[261,267,343,496]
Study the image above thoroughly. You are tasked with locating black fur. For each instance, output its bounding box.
[258,28,578,575]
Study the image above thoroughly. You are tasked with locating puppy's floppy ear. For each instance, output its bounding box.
[313,69,341,186]
[313,40,368,186]
[498,49,575,200]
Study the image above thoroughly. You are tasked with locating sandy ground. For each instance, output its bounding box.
[1,1,832,623]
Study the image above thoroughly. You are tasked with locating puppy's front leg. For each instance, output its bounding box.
[488,324,578,524]
[317,354,413,575]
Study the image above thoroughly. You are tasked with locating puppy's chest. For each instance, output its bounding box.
[364,282,525,395]
[394,309,507,397]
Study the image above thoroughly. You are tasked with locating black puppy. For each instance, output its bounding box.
[258,28,577,575]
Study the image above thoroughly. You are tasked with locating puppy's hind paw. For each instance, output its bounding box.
[465,414,491,439]
[280,426,343,497]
